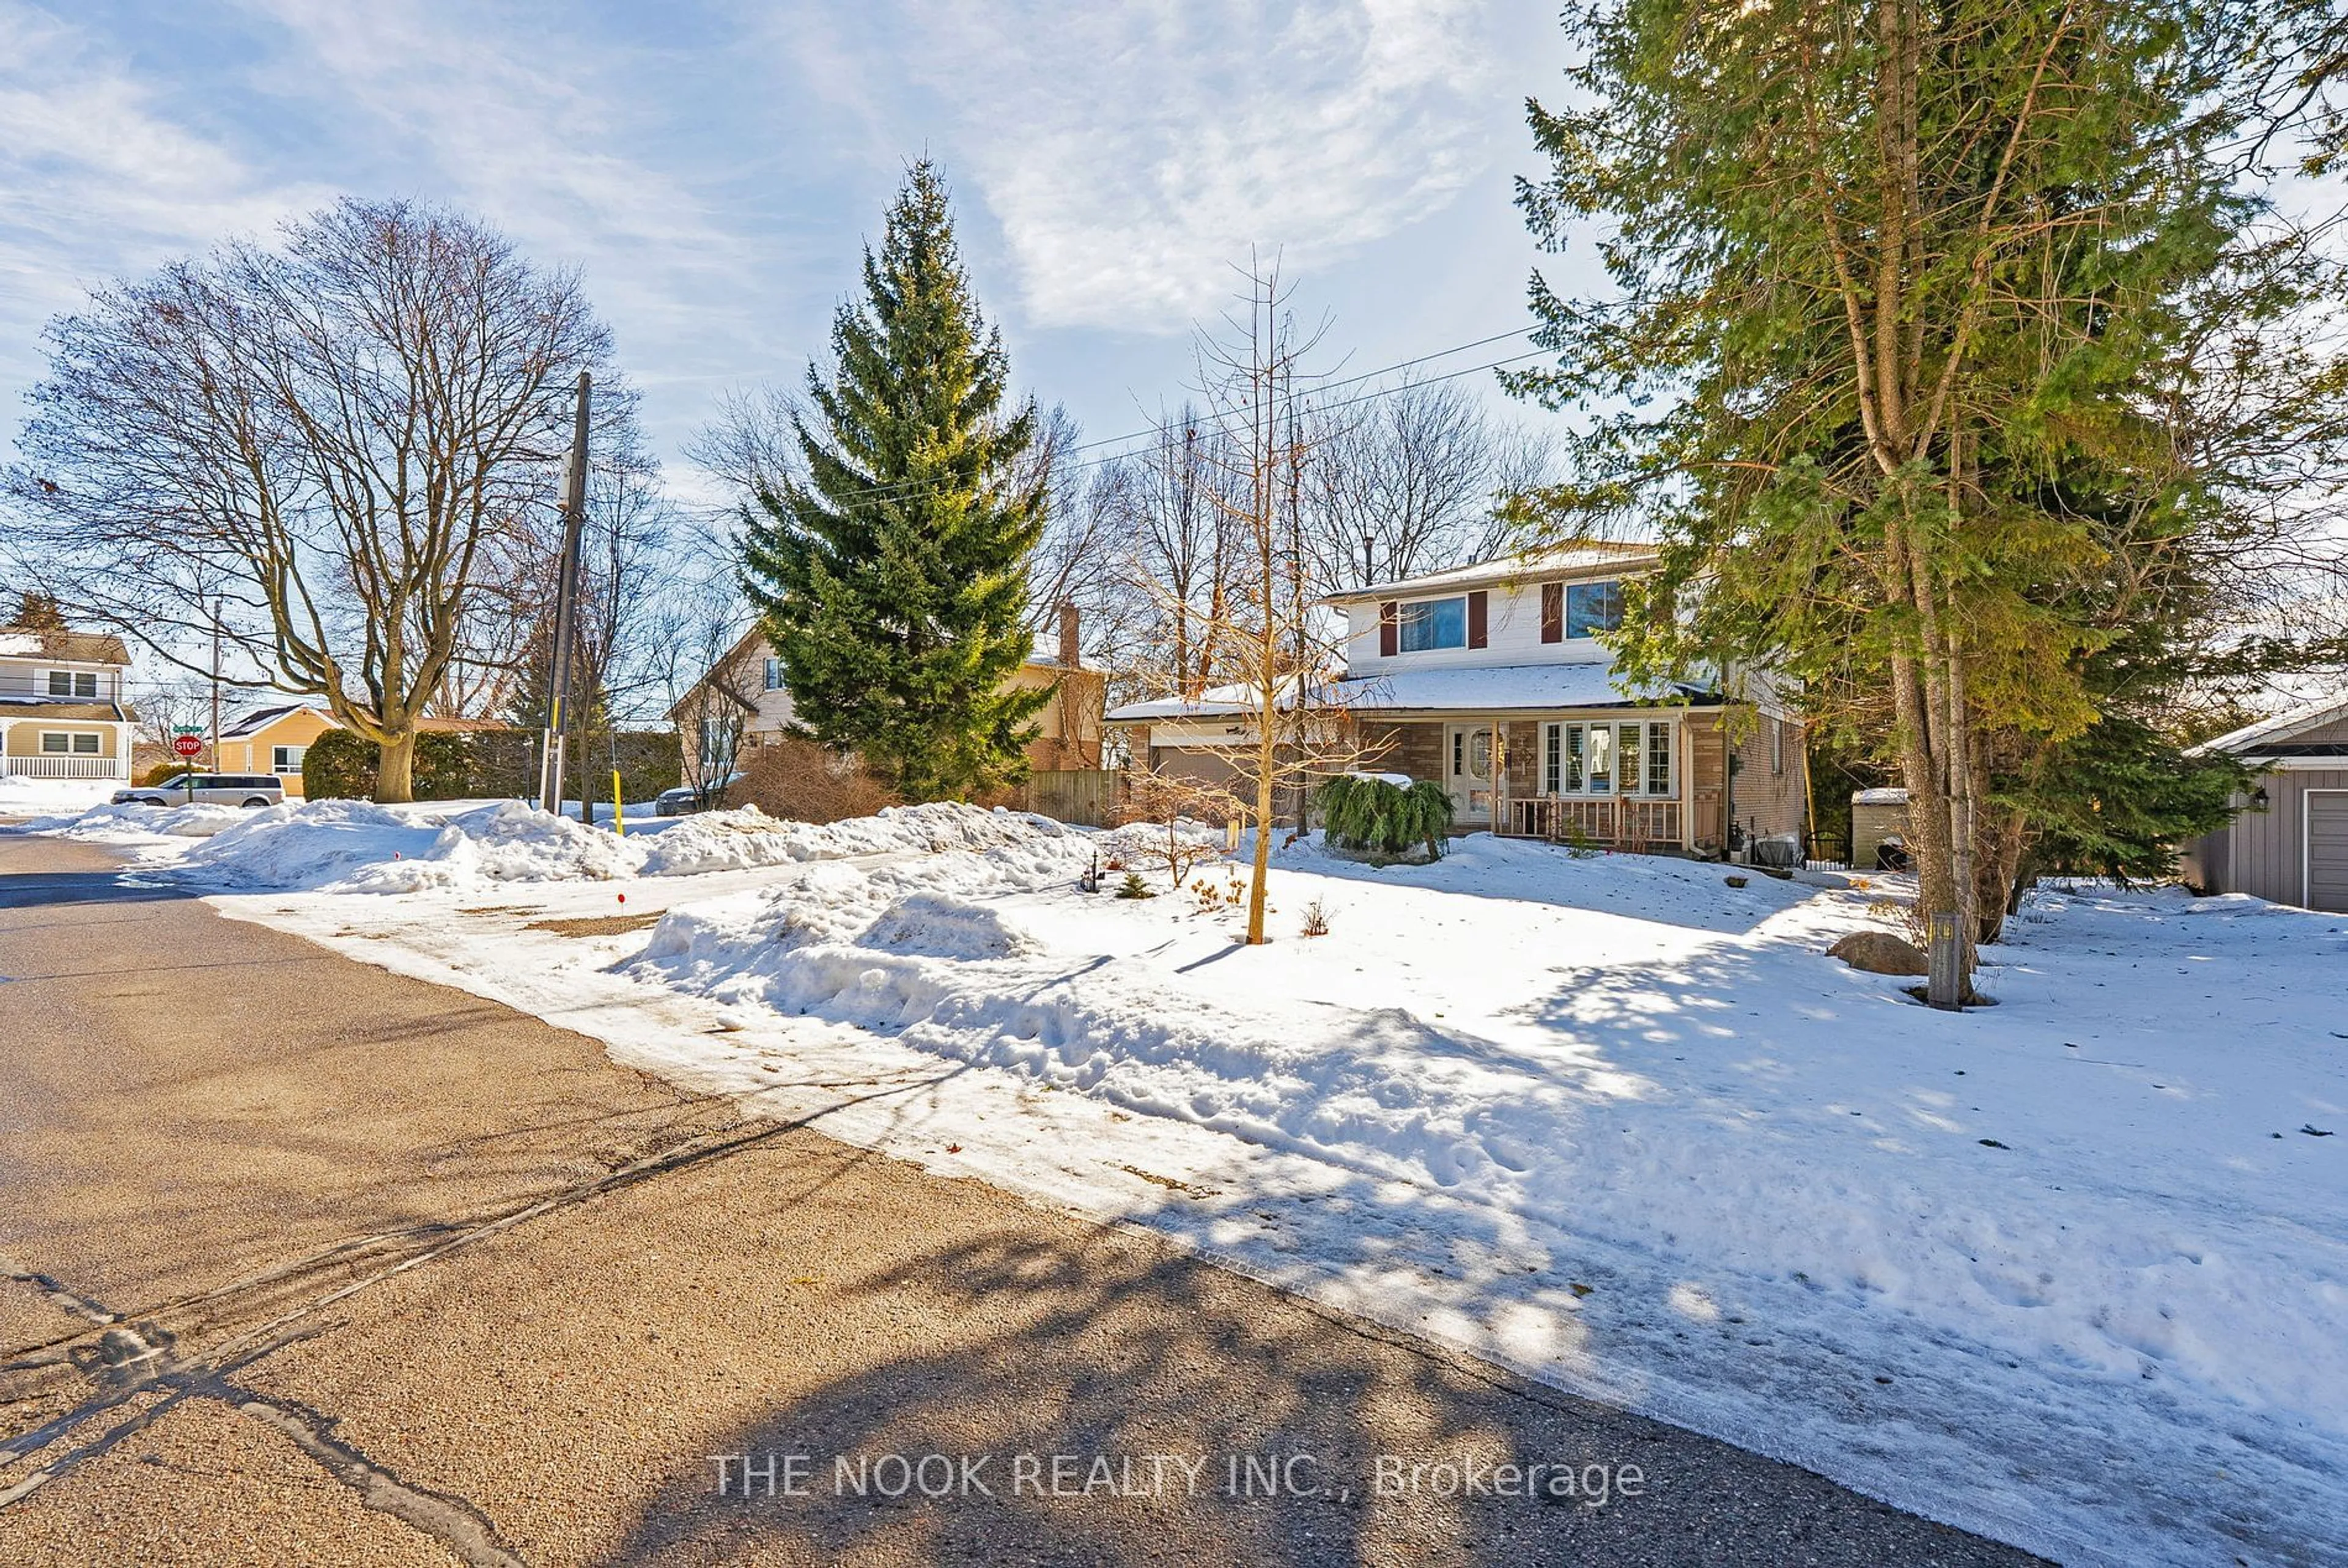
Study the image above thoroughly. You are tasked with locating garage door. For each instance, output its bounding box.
[2309,792,2348,914]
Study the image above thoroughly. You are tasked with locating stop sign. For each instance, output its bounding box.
[172,734,203,758]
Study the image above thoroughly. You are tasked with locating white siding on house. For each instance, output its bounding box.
[1342,578,1617,676]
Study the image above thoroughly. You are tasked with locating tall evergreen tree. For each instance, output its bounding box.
[1507,0,2344,976]
[742,161,1049,801]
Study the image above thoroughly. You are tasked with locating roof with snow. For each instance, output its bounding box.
[221,702,313,738]
[0,629,133,665]
[1852,787,1910,805]
[1106,663,1715,723]
[2189,690,2348,758]
[1321,541,1660,606]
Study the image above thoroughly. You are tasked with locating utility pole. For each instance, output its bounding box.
[208,597,221,771]
[537,372,592,815]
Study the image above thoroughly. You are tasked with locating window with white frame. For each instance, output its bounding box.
[1770,715,1785,774]
[1543,720,1674,796]
[40,731,102,754]
[1396,597,1469,652]
[762,657,785,690]
[272,745,306,774]
[45,670,100,698]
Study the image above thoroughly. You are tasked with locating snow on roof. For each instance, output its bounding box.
[1852,787,1910,805]
[1327,662,1702,712]
[1107,663,1711,723]
[2189,690,2348,757]
[0,629,131,664]
[220,702,319,738]
[1321,541,1659,605]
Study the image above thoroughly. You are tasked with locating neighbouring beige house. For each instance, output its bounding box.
[2180,693,2348,913]
[0,628,138,782]
[1107,543,1810,859]
[215,703,511,798]
[671,608,1109,782]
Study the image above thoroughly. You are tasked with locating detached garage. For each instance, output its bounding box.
[2181,693,2348,913]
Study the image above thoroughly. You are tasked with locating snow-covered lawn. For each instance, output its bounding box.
[20,798,2348,1567]
[0,775,122,818]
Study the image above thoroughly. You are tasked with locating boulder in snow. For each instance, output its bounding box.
[1827,930,1929,976]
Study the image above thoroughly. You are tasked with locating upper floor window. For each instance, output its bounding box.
[762,657,785,691]
[47,670,100,698]
[1565,581,1623,639]
[1396,597,1468,653]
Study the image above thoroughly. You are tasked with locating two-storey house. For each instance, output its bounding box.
[1107,543,1809,858]
[0,628,138,782]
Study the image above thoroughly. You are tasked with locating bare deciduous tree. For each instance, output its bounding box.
[1,198,616,802]
[1185,262,1374,946]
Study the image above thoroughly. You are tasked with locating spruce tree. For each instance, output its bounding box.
[742,161,1049,801]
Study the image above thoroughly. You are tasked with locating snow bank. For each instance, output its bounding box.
[183,800,646,893]
[24,800,251,841]
[174,800,451,889]
[637,801,1076,877]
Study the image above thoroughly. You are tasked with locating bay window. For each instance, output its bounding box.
[1541,719,1674,797]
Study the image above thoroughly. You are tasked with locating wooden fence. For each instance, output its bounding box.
[1020,768,1125,827]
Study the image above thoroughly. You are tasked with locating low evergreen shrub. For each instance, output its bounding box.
[1317,775,1453,861]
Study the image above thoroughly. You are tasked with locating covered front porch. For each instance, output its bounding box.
[1358,710,1731,856]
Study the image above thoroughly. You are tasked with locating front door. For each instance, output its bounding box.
[1445,723,1494,824]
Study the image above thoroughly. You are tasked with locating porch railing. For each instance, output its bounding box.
[3,756,130,781]
[1508,796,1682,849]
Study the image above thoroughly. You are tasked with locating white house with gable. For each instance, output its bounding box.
[1107,542,1810,859]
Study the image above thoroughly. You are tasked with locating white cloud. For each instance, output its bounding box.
[0,4,323,348]
[234,0,764,357]
[832,0,1507,331]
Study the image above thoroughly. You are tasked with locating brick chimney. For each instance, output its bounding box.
[1056,603,1080,669]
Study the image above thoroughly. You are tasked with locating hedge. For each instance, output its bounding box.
[299,726,682,803]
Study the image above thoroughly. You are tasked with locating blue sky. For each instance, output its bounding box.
[0,0,1586,499]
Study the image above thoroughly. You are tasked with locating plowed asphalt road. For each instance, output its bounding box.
[0,831,2041,1566]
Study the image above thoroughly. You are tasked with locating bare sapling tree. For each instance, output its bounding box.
[1113,767,1242,891]
[2,198,616,802]
[1187,261,1372,945]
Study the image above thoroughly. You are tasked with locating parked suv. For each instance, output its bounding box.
[112,773,286,808]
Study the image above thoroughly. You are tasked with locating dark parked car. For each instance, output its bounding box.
[113,773,286,808]
[655,775,740,817]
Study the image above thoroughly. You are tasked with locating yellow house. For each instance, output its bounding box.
[215,704,510,798]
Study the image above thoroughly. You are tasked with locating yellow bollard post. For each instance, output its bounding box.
[612,768,626,837]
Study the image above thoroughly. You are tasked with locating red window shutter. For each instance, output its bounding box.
[1467,590,1488,649]
[1379,601,1398,657]
[1540,582,1562,643]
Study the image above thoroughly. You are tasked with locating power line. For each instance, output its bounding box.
[774,328,1545,516]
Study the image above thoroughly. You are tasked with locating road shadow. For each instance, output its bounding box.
[0,869,188,910]
[597,1218,2038,1567]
